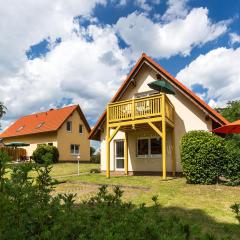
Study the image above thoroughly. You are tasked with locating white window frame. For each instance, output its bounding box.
[115,140,125,171]
[136,137,162,158]
[70,144,80,155]
[66,121,72,132]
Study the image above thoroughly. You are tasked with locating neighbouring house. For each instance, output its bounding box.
[0,105,91,161]
[89,53,228,178]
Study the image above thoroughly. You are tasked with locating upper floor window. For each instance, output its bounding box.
[79,124,83,134]
[66,121,72,132]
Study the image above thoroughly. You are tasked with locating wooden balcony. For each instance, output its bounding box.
[107,94,174,127]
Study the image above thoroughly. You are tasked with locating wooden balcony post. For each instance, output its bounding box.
[124,132,128,175]
[106,106,110,178]
[162,94,167,180]
[171,128,176,177]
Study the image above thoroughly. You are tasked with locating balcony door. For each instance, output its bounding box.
[115,140,124,170]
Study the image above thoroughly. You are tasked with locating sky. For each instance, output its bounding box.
[0,0,240,136]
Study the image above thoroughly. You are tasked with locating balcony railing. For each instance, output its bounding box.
[107,94,174,124]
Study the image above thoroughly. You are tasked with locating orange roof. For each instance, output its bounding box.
[89,53,229,140]
[0,105,91,138]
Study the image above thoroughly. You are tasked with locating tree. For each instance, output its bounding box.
[216,100,240,146]
[0,102,6,129]
[90,146,95,156]
[216,100,240,122]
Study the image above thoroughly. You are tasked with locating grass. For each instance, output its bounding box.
[6,162,240,239]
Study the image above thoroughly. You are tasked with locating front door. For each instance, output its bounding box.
[115,140,124,170]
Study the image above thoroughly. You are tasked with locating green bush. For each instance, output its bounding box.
[32,144,59,164]
[223,140,240,183]
[181,131,226,184]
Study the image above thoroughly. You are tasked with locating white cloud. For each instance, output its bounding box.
[135,0,152,11]
[176,47,240,107]
[162,0,189,21]
[0,0,106,78]
[0,24,130,127]
[229,32,240,45]
[115,8,229,59]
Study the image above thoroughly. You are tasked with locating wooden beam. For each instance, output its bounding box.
[106,107,110,178]
[109,117,162,128]
[109,126,121,142]
[171,128,176,177]
[162,94,167,180]
[148,122,162,138]
[124,132,128,175]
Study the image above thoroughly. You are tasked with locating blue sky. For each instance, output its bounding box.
[0,0,240,137]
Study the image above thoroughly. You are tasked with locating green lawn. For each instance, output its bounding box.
[6,162,240,239]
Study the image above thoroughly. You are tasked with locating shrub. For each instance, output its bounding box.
[90,152,100,163]
[223,140,240,183]
[230,203,240,224]
[181,130,226,184]
[32,144,59,164]
[90,168,101,173]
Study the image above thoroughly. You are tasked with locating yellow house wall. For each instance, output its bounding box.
[57,109,90,161]
[100,63,212,173]
[2,132,57,157]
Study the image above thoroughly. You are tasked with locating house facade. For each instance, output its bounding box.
[89,53,228,178]
[0,105,91,161]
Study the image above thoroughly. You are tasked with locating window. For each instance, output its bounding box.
[150,138,162,155]
[137,139,149,156]
[66,121,72,132]
[48,143,53,146]
[70,144,80,155]
[115,140,124,169]
[137,137,162,157]
[36,121,45,129]
[79,124,83,134]
[16,126,24,132]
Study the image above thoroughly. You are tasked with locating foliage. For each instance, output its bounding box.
[90,168,101,173]
[181,131,226,184]
[90,146,95,156]
[216,100,240,146]
[223,140,240,183]
[0,154,225,240]
[32,144,59,164]
[216,101,240,122]
[0,102,6,129]
[91,152,100,163]
[230,203,240,224]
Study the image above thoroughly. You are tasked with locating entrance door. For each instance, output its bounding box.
[115,140,124,170]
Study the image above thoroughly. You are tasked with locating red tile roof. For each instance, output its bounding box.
[0,105,91,138]
[89,53,229,140]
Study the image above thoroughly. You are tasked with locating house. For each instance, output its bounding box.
[0,105,91,161]
[89,53,228,179]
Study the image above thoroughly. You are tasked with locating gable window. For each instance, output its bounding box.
[70,144,80,155]
[66,121,72,132]
[16,126,24,132]
[137,137,162,157]
[36,121,45,129]
[79,124,83,134]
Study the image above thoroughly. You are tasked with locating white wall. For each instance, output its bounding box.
[100,63,212,173]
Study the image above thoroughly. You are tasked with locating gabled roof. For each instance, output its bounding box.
[89,53,229,140]
[0,105,91,138]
